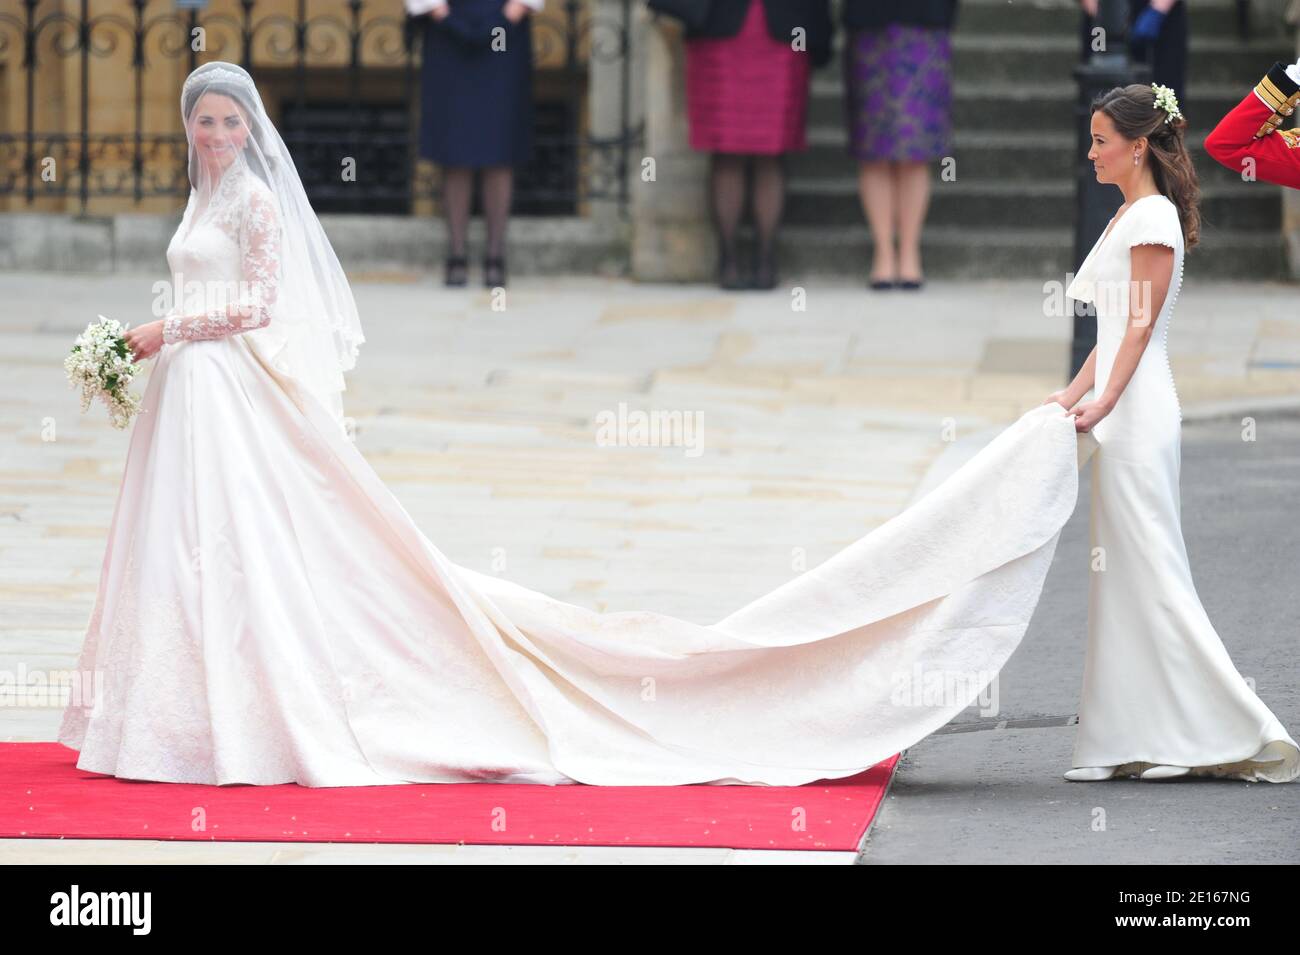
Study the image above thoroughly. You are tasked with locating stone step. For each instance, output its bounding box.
[13,209,1279,281]
[309,214,1280,280]
[809,79,1289,131]
[790,128,1264,184]
[952,0,1270,38]
[755,223,1286,279]
[951,35,1290,86]
[778,176,1282,230]
[790,128,1077,180]
[823,34,1292,86]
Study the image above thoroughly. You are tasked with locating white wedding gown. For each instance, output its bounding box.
[56,181,1299,787]
[1065,193,1298,782]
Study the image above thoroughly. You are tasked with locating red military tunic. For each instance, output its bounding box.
[1204,60,1300,187]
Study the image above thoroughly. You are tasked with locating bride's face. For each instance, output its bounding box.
[1086,110,1140,186]
[188,93,251,176]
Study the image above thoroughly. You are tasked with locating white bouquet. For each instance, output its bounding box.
[64,315,145,430]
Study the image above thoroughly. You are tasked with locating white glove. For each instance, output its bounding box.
[1288,57,1300,86]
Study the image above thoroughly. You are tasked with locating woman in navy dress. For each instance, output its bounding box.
[407,0,542,287]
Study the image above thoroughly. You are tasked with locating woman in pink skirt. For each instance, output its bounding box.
[683,0,833,289]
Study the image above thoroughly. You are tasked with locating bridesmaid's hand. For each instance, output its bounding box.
[1068,397,1112,433]
[1043,390,1074,411]
[124,320,165,362]
[503,0,529,23]
[430,5,451,20]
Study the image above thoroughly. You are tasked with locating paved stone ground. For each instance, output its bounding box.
[2,273,1298,863]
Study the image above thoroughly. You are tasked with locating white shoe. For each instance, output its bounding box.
[1064,765,1117,781]
[1139,764,1191,780]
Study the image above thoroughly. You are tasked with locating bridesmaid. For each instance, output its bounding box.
[407,0,542,288]
[682,0,833,289]
[1052,83,1298,783]
[842,0,958,290]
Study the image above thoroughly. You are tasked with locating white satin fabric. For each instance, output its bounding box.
[56,216,1104,787]
[55,337,1092,786]
[1066,194,1299,782]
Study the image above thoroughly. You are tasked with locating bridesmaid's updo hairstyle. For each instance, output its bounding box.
[1091,84,1201,249]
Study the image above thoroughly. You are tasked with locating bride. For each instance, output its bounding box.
[56,63,1298,788]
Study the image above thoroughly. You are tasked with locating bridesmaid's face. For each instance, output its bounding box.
[189,93,251,174]
[1086,111,1136,186]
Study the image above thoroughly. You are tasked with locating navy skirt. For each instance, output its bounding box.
[417,0,535,167]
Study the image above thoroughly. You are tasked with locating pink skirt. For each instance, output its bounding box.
[684,0,812,154]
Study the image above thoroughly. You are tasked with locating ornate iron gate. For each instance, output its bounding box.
[0,0,641,216]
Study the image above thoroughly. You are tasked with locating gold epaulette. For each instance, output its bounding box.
[1277,126,1300,149]
[1254,64,1300,138]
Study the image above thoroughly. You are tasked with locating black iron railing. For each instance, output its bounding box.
[0,0,641,216]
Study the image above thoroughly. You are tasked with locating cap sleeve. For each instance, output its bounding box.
[1125,198,1180,250]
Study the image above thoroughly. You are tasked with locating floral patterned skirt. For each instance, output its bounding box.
[843,24,953,162]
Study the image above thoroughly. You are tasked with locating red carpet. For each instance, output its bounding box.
[1,744,895,851]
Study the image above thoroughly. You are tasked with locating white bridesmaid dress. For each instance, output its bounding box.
[1065,193,1299,782]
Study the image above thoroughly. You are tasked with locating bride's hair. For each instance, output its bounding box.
[1091,84,1201,249]
[181,76,275,191]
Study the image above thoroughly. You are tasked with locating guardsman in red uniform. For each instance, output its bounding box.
[1204,60,1300,186]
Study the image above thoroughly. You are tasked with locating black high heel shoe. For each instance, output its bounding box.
[751,250,778,290]
[444,254,468,287]
[717,249,745,290]
[484,256,507,288]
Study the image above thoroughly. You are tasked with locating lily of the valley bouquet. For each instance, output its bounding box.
[64,315,144,429]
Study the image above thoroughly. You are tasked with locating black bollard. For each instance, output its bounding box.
[1069,0,1151,379]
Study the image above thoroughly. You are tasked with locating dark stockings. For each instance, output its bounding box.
[709,153,746,286]
[441,165,514,285]
[442,166,473,260]
[709,153,786,288]
[480,166,514,261]
[750,155,784,287]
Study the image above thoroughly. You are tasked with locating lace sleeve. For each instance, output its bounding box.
[162,186,281,344]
